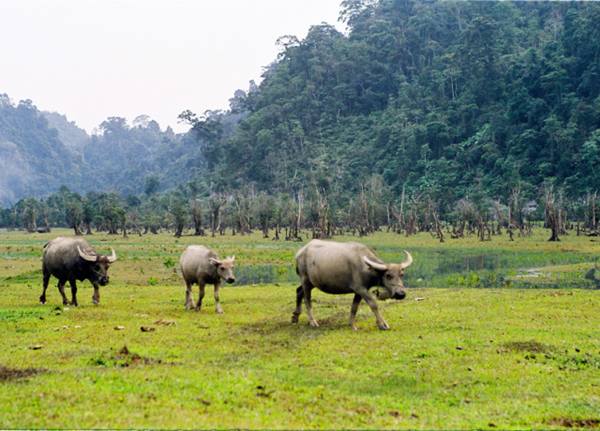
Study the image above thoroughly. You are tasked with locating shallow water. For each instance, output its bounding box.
[235,248,599,289]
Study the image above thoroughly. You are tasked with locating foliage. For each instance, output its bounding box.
[190,1,600,209]
[2,1,600,230]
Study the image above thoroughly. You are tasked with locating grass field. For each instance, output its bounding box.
[0,228,599,429]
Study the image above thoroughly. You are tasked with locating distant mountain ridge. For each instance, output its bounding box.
[0,95,81,204]
[42,111,89,156]
[0,94,202,204]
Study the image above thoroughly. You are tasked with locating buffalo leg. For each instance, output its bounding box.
[184,281,194,310]
[40,270,50,304]
[349,294,362,330]
[291,285,303,323]
[195,282,205,312]
[213,282,223,314]
[302,282,318,327]
[69,279,78,306]
[57,280,68,305]
[359,289,389,330]
[92,283,100,305]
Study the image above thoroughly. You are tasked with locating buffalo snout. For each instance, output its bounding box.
[226,277,235,284]
[99,276,109,286]
[393,290,406,300]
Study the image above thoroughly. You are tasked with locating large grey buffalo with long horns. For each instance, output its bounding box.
[293,239,413,330]
[40,237,117,306]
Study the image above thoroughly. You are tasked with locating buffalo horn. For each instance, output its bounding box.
[77,246,97,262]
[107,248,117,263]
[400,250,413,269]
[363,256,388,271]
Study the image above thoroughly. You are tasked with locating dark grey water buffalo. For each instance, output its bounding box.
[40,237,117,306]
[293,239,413,330]
[179,245,236,313]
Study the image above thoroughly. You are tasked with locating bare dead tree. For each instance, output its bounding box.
[584,191,598,235]
[544,184,562,242]
[190,198,205,236]
[255,192,274,238]
[290,190,304,240]
[432,207,445,243]
[313,186,331,239]
[232,191,252,235]
[509,187,529,237]
[208,193,226,237]
[491,200,507,235]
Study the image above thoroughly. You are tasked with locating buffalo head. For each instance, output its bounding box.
[77,246,117,286]
[363,251,413,300]
[209,255,236,284]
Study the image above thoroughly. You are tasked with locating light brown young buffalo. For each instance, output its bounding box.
[293,239,413,330]
[179,245,236,313]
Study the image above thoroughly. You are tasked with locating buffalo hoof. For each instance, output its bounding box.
[92,298,99,306]
[194,306,202,312]
[62,300,69,306]
[351,324,358,331]
[291,314,299,324]
[39,296,46,305]
[70,301,78,307]
[377,322,390,330]
[215,307,224,314]
[185,303,194,310]
[309,320,320,328]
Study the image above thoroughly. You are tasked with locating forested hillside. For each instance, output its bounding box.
[201,0,600,203]
[2,0,600,233]
[0,97,220,204]
[0,95,81,204]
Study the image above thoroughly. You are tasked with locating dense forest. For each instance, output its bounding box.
[212,0,600,198]
[2,0,600,237]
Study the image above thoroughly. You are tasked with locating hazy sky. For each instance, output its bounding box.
[1,0,343,133]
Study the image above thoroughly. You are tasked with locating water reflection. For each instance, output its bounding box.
[235,249,598,289]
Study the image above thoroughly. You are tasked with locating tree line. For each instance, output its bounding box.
[2,179,598,243]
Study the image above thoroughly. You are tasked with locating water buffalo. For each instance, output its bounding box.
[40,237,117,306]
[179,245,236,313]
[293,239,413,330]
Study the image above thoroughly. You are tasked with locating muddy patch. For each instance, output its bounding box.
[0,365,46,382]
[90,345,162,367]
[500,342,600,371]
[548,417,600,428]
[500,340,554,353]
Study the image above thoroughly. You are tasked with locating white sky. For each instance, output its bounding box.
[0,0,343,133]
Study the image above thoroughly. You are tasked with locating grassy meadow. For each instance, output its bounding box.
[0,228,599,429]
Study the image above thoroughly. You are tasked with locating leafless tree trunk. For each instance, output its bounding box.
[544,184,562,242]
[209,194,226,237]
[191,199,205,236]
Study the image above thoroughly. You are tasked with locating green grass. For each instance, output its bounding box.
[0,228,599,429]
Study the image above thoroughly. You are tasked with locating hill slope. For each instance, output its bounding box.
[203,1,600,202]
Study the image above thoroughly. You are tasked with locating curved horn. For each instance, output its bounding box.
[107,247,117,263]
[77,246,97,262]
[400,250,413,269]
[363,256,387,272]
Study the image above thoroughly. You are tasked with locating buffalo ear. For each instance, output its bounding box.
[209,257,222,267]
